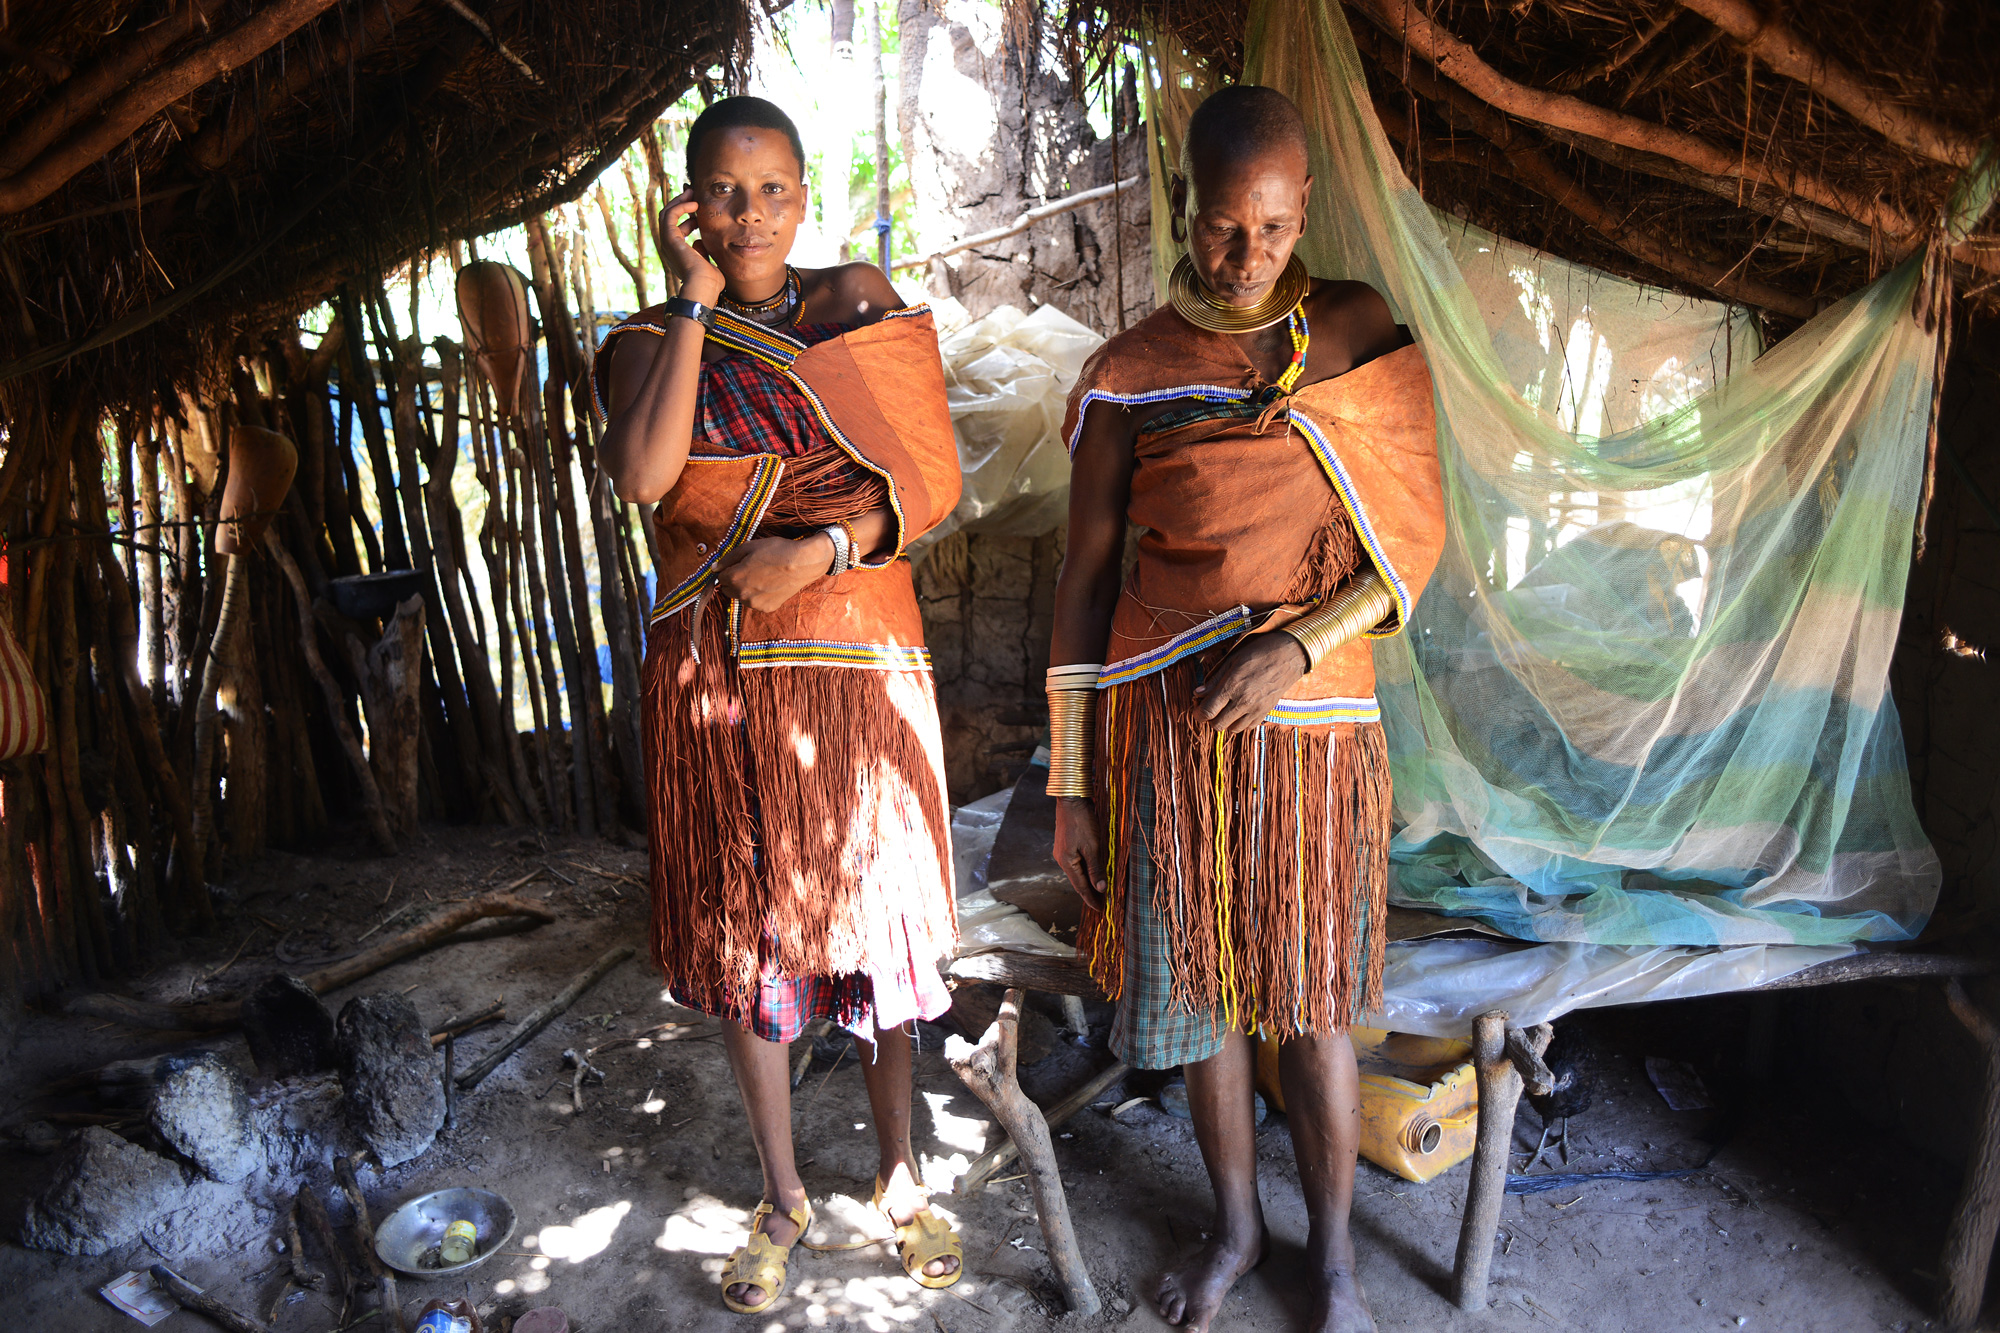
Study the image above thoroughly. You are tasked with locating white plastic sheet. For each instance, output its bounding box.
[949,785,1079,958]
[1370,939,1857,1038]
[917,303,1103,552]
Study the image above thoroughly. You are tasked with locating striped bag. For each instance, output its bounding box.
[0,617,48,759]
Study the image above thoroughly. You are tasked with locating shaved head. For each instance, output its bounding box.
[1170,85,1314,309]
[1181,85,1309,181]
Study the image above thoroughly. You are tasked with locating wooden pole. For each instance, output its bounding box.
[1454,1010,1517,1311]
[958,1059,1129,1193]
[946,988,1100,1315]
[872,0,892,273]
[65,890,555,1029]
[264,532,396,852]
[1941,980,2000,1330]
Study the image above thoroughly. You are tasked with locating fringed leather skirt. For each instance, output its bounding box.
[643,606,955,1040]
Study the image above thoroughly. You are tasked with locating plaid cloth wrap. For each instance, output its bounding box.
[1108,748,1380,1070]
[670,969,875,1045]
[1109,771,1228,1069]
[694,320,849,457]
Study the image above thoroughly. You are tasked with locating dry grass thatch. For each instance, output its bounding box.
[0,0,760,403]
[1053,0,2000,325]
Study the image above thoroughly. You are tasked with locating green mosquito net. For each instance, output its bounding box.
[1136,0,1992,946]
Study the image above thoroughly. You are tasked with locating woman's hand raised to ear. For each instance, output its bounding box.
[657,190,725,304]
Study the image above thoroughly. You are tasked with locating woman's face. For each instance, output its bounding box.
[688,127,808,293]
[1177,149,1313,307]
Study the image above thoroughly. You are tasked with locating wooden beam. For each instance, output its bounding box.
[891,175,1143,272]
[0,1,201,176]
[1674,0,1978,169]
[947,950,1107,999]
[0,0,344,215]
[1748,952,1996,991]
[183,0,425,173]
[1366,59,1819,317]
[1344,0,1918,244]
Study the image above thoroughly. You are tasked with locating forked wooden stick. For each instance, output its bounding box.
[946,988,1100,1315]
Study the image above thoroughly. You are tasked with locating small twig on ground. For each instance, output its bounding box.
[455,946,637,1092]
[196,926,263,988]
[791,1017,832,1089]
[148,1265,273,1333]
[429,998,506,1046]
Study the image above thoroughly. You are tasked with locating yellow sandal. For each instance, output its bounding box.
[720,1199,812,1315]
[872,1177,963,1290]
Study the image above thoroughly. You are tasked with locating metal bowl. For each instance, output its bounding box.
[373,1187,517,1280]
[328,569,425,620]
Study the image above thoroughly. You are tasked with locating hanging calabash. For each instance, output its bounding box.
[456,260,535,417]
[216,424,298,554]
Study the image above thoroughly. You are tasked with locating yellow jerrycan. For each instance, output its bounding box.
[1255,1027,1479,1184]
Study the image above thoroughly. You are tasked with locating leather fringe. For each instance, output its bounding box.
[1081,664,1391,1041]
[644,608,955,1017]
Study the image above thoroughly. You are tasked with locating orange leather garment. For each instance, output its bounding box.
[1064,308,1445,703]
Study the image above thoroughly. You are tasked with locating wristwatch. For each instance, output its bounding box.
[664,295,716,328]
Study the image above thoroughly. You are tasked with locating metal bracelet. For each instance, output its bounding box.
[1044,664,1102,799]
[819,524,851,578]
[1281,570,1395,671]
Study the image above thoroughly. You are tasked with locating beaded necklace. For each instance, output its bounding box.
[1273,304,1309,396]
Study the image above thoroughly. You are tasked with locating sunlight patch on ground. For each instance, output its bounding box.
[921,1089,990,1154]
[536,1200,631,1263]
[657,1193,750,1256]
[788,1274,927,1330]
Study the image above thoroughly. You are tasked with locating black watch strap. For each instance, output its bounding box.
[664,295,716,328]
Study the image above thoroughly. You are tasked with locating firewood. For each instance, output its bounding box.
[64,892,555,1030]
[945,988,1100,1315]
[147,1264,274,1333]
[455,945,636,1091]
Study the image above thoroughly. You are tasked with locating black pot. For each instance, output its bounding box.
[329,569,426,620]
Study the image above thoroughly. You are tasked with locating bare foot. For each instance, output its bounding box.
[1154,1227,1268,1330]
[878,1166,960,1280]
[1307,1264,1378,1333]
[724,1195,805,1308]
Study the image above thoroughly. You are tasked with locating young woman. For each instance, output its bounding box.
[1048,86,1446,1333]
[594,95,964,1314]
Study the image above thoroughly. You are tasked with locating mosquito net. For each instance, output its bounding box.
[1135,0,1993,946]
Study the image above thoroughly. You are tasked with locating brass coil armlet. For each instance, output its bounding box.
[1044,663,1101,799]
[1282,571,1396,671]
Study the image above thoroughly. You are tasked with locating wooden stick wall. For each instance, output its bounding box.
[0,146,674,1010]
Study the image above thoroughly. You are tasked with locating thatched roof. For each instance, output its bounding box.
[0,0,758,399]
[1066,0,1999,326]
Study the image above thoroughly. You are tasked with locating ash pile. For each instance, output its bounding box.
[19,977,460,1259]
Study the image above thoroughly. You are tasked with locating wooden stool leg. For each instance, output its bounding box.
[1941,980,2000,1330]
[1454,1010,1522,1311]
[947,987,1101,1315]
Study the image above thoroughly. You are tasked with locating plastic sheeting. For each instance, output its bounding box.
[947,788,1849,1031]
[917,303,1103,553]
[950,785,1079,958]
[1132,0,1969,947]
[1370,939,1855,1038]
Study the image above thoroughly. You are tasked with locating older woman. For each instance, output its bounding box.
[1048,85,1445,1333]
[595,95,963,1314]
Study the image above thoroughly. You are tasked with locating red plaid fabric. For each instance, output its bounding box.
[669,970,875,1044]
[695,321,848,457]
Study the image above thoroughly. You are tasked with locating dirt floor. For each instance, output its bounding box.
[0,826,1968,1333]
